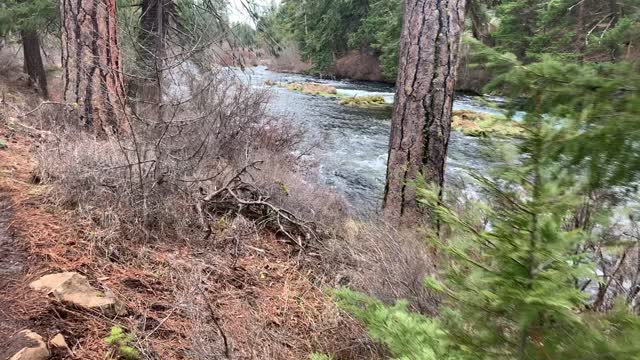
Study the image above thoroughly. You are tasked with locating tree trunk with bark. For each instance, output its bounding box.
[383,0,467,224]
[575,0,588,62]
[130,0,174,115]
[138,0,172,74]
[61,0,125,136]
[468,0,494,47]
[20,30,49,98]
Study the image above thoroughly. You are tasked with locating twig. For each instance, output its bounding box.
[143,307,176,341]
[17,101,69,118]
[196,286,231,359]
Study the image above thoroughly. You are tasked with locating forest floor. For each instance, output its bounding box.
[0,58,374,359]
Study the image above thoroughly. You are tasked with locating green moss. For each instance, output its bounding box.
[452,110,523,138]
[105,326,140,360]
[267,81,340,97]
[339,96,392,110]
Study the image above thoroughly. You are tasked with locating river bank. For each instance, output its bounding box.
[261,46,492,94]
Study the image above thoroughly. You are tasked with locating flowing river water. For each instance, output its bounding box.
[232,66,504,212]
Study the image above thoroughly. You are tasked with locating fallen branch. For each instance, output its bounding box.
[198,162,320,248]
[197,286,231,359]
[17,101,70,118]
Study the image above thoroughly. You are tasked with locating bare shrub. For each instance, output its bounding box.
[0,46,19,77]
[265,43,312,74]
[334,220,439,315]
[34,60,349,254]
[334,50,383,82]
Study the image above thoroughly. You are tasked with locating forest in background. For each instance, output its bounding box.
[0,0,640,359]
[251,0,640,86]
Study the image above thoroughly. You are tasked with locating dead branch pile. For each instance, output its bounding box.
[198,161,320,248]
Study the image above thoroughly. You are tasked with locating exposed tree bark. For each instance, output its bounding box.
[131,0,174,114]
[61,0,125,136]
[575,0,588,62]
[467,0,494,47]
[138,0,173,74]
[20,30,49,98]
[383,0,467,224]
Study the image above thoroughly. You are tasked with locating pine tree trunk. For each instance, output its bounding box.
[61,0,125,136]
[468,0,494,47]
[20,30,49,98]
[383,0,467,224]
[133,0,172,112]
[575,0,588,62]
[138,0,170,73]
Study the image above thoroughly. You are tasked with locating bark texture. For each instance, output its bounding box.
[61,0,125,135]
[20,30,49,98]
[138,0,172,73]
[468,0,494,47]
[383,0,467,223]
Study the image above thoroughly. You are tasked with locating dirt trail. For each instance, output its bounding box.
[0,196,25,288]
[0,194,29,348]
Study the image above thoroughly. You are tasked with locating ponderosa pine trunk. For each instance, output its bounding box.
[383,0,467,224]
[20,30,49,98]
[138,0,172,74]
[575,0,588,62]
[468,0,494,47]
[61,0,125,136]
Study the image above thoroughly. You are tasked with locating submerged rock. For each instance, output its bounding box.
[29,272,123,314]
[2,330,49,360]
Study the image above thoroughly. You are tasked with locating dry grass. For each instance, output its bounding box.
[331,220,439,315]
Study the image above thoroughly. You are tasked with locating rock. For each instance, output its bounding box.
[29,272,123,314]
[49,333,71,355]
[1,330,49,360]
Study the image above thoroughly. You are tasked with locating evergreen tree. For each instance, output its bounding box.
[0,0,56,98]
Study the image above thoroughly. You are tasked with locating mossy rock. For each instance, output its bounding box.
[452,110,523,138]
[339,96,392,110]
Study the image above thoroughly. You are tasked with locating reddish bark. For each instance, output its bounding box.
[61,0,125,136]
[383,0,467,224]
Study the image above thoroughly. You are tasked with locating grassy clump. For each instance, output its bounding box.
[266,81,339,97]
[339,96,391,109]
[105,326,140,360]
[451,110,522,138]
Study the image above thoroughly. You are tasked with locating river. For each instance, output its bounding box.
[232,66,503,212]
